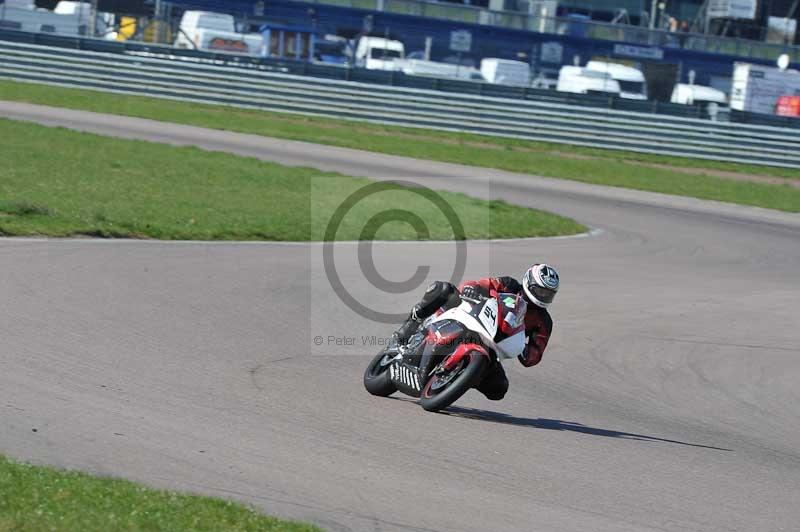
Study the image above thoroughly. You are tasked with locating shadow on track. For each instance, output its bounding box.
[439,406,733,452]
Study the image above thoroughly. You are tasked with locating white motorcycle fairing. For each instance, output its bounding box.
[496,332,525,360]
[428,298,526,361]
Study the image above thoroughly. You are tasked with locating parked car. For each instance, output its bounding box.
[313,35,350,66]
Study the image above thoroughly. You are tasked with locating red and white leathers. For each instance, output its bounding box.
[458,276,553,367]
[392,276,554,400]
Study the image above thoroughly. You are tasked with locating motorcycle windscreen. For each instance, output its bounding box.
[496,330,526,359]
[497,292,527,333]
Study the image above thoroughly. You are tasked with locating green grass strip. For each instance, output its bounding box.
[1,80,798,213]
[0,454,321,532]
[0,118,585,240]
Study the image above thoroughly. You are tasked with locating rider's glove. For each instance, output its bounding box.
[460,285,481,301]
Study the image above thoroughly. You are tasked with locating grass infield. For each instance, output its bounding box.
[0,454,321,532]
[0,118,585,240]
[1,80,798,213]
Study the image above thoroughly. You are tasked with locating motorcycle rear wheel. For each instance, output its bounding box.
[363,351,398,397]
[419,352,488,412]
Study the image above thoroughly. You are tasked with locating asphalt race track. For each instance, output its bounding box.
[1,102,799,532]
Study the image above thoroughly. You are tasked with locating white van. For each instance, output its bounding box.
[670,84,727,106]
[174,11,262,56]
[556,65,621,96]
[585,61,647,99]
[480,58,531,87]
[54,1,115,38]
[0,0,114,37]
[672,83,730,120]
[401,59,483,81]
[354,37,405,71]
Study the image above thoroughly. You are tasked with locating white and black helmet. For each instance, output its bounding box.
[522,264,560,308]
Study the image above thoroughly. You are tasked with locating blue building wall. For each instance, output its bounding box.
[174,0,787,88]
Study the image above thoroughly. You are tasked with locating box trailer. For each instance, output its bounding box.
[730,62,800,115]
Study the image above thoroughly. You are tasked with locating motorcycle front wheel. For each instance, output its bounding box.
[419,352,488,412]
[363,351,398,397]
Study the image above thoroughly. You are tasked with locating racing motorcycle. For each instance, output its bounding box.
[363,291,527,412]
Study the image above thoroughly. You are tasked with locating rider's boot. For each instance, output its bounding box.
[392,305,423,349]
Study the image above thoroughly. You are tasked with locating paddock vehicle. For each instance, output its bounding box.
[0,0,115,38]
[671,83,727,106]
[480,58,531,87]
[671,83,730,120]
[731,61,800,115]
[585,61,647,100]
[363,292,527,412]
[354,37,406,71]
[174,10,262,56]
[400,59,483,81]
[557,65,621,96]
[558,61,648,99]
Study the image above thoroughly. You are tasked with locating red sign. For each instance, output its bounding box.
[209,37,249,53]
[776,95,800,117]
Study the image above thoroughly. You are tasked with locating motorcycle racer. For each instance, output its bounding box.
[392,264,559,401]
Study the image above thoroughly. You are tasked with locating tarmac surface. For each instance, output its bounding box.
[1,102,799,532]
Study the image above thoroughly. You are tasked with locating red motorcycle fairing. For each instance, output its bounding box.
[392,320,469,394]
[443,343,490,371]
[424,319,462,346]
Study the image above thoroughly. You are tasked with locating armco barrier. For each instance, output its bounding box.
[3,27,800,130]
[0,26,704,120]
[1,38,799,168]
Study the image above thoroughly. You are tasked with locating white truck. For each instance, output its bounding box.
[479,58,531,87]
[0,0,114,38]
[556,61,646,99]
[584,61,647,99]
[730,62,800,114]
[174,11,262,57]
[354,36,405,71]
[556,65,621,96]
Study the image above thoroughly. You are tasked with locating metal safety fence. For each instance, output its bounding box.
[1,38,799,168]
